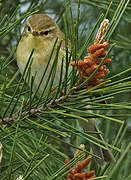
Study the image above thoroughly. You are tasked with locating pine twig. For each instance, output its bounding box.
[0,91,73,126]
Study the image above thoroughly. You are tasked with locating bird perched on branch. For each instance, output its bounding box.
[17,14,115,166]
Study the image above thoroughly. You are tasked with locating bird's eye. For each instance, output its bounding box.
[27,26,31,32]
[40,30,50,36]
[43,31,49,36]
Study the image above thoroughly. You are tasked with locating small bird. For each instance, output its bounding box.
[17,14,67,95]
[16,14,115,165]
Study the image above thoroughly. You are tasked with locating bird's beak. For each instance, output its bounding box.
[32,31,39,36]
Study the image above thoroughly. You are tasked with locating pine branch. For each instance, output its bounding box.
[0,92,73,126]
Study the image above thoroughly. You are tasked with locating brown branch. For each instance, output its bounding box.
[0,92,73,126]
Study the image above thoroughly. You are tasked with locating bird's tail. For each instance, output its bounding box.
[82,118,116,166]
[91,123,116,166]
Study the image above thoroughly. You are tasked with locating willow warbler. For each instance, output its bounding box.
[17,14,66,95]
[16,14,115,165]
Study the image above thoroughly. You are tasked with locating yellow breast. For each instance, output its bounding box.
[16,34,65,95]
